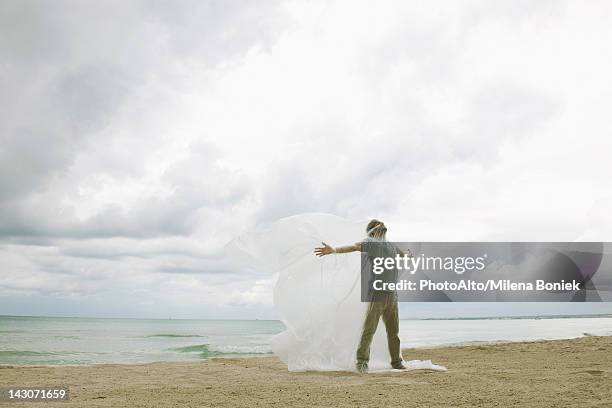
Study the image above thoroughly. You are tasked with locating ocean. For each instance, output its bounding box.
[1,315,611,366]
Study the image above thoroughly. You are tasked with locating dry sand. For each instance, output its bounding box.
[2,336,611,407]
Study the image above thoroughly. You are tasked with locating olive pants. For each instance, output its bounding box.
[356,292,402,365]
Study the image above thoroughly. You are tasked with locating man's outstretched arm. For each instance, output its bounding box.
[314,242,362,257]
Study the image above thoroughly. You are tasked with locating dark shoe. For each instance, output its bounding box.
[356,362,369,374]
[391,361,406,370]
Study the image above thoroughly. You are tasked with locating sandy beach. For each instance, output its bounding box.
[1,336,610,407]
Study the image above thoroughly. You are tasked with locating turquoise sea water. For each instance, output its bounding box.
[0,316,283,366]
[1,315,611,366]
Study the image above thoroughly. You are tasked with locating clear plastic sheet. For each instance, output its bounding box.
[228,213,446,372]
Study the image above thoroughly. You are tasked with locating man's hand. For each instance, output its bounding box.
[396,247,413,257]
[314,242,334,257]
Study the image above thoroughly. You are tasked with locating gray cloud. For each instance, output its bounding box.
[2,0,612,318]
[0,0,284,240]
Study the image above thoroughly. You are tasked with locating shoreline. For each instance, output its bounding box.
[2,313,612,320]
[2,336,610,407]
[2,333,611,369]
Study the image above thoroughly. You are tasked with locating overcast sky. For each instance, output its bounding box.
[2,0,612,319]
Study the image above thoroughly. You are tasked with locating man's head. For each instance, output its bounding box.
[366,219,387,239]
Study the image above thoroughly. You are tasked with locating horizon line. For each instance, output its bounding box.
[2,313,611,321]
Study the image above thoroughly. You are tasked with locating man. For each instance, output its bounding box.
[314,219,408,373]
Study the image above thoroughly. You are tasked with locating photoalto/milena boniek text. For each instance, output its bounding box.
[360,242,612,302]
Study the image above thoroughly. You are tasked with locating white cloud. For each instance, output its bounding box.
[1,0,612,318]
